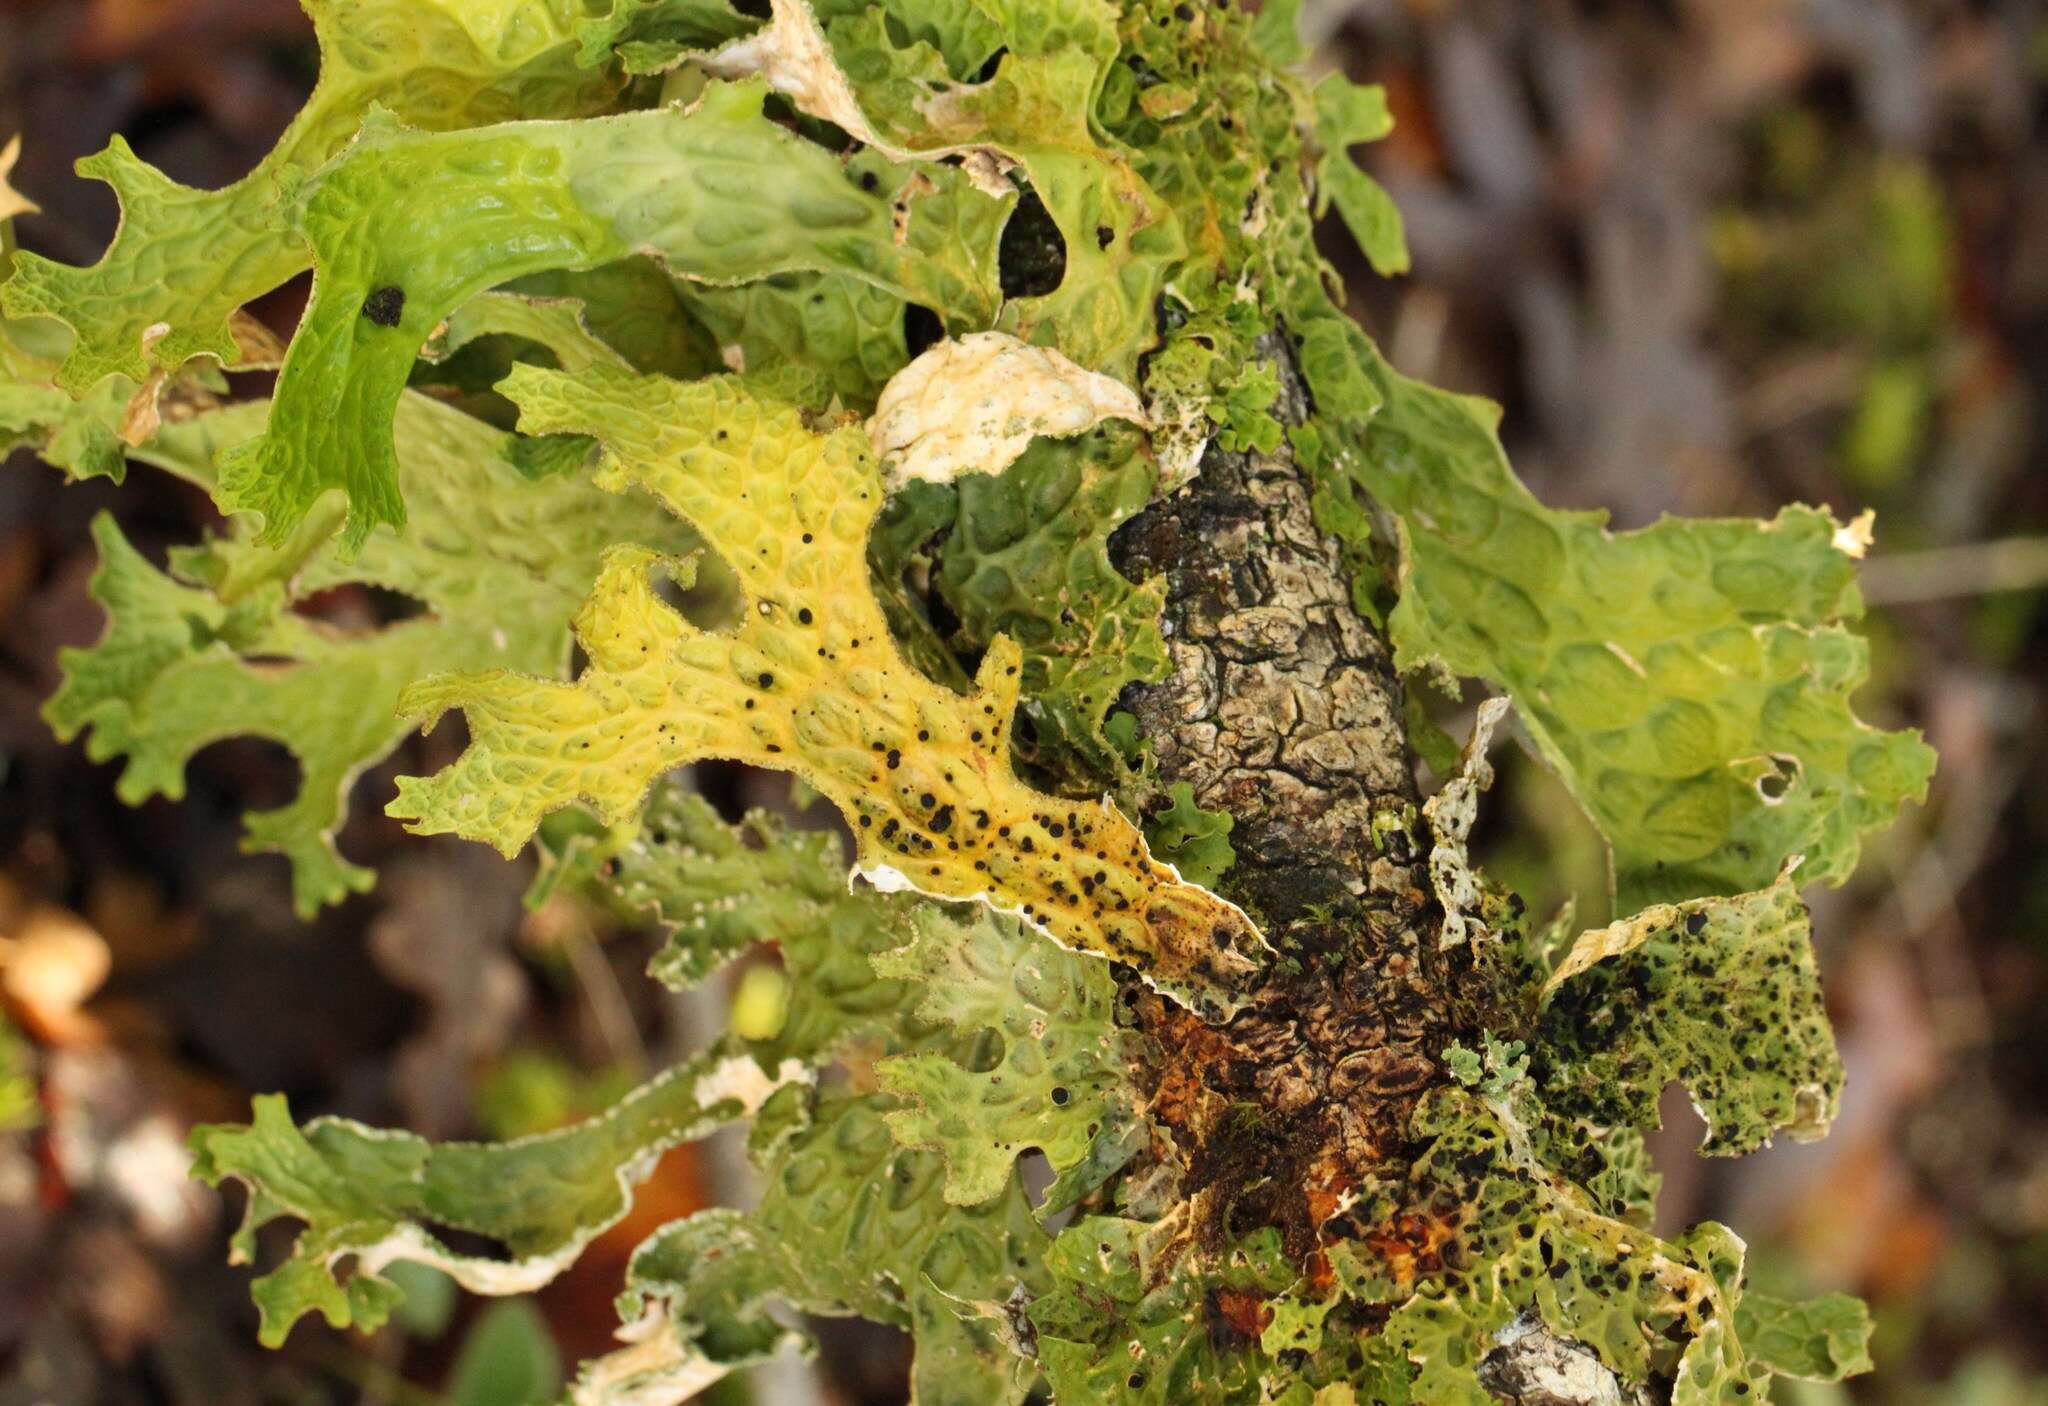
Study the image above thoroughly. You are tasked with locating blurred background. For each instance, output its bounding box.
[1,0,2045,1402]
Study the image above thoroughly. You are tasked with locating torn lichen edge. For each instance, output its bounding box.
[565,1301,784,1406]
[698,0,1017,198]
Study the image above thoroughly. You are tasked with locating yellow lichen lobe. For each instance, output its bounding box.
[389,363,1262,1011]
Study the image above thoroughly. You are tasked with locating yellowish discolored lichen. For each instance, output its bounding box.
[389,363,1264,1012]
[0,135,40,225]
[868,331,1149,488]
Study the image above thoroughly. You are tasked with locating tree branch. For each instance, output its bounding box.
[1111,334,1637,1406]
[1109,332,1459,1247]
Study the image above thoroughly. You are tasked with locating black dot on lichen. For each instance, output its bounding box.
[1685,911,1708,935]
[758,672,774,688]
[1050,1085,1070,1105]
[886,749,902,769]
[361,285,405,327]
[797,607,814,624]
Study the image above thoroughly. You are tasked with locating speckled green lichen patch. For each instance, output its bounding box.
[874,904,1140,1207]
[1540,874,1842,1155]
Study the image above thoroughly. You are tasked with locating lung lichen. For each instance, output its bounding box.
[0,0,1926,1400]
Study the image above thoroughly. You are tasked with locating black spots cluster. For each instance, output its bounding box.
[1536,901,1834,1154]
[854,774,1175,963]
[361,285,405,327]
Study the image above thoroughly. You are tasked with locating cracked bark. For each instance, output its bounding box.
[1112,334,1638,1405]
[1117,343,1425,937]
[1110,332,1464,1243]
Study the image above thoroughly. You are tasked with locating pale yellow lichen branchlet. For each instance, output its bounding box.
[0,135,39,226]
[1422,695,1509,949]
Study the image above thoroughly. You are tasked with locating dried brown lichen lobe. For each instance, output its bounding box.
[388,361,1263,1012]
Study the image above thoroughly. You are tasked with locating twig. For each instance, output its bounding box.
[561,921,648,1076]
[1860,537,2048,605]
